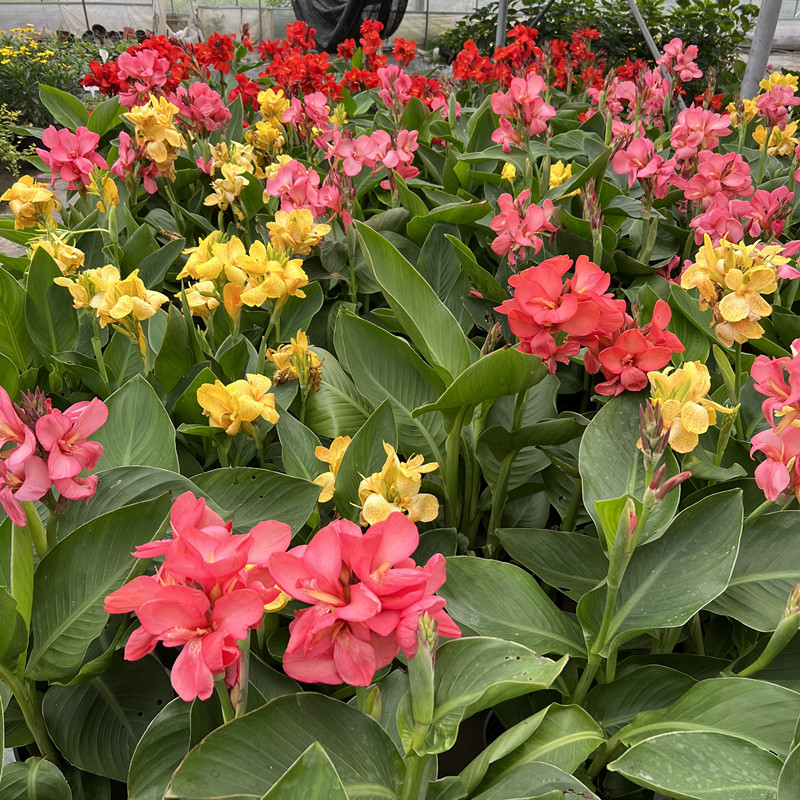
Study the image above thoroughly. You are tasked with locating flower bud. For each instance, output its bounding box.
[655,470,692,501]
[783,584,800,620]
[408,613,437,741]
[639,400,668,471]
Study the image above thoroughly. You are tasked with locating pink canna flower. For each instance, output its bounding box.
[490,191,556,264]
[116,49,170,106]
[658,38,703,82]
[491,116,523,152]
[265,160,335,218]
[377,64,413,111]
[756,85,800,130]
[690,194,745,245]
[334,132,379,177]
[684,151,752,208]
[0,456,50,527]
[740,186,794,239]
[270,514,459,686]
[36,126,108,190]
[0,386,37,470]
[174,82,231,133]
[670,106,732,161]
[750,426,800,503]
[35,398,107,485]
[750,342,800,428]
[612,139,662,189]
[111,131,137,181]
[594,328,674,396]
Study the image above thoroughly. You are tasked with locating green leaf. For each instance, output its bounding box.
[39,83,90,129]
[154,306,194,394]
[0,587,26,669]
[25,246,79,358]
[26,495,172,681]
[0,759,73,800]
[260,743,349,800]
[335,310,446,461]
[444,234,507,303]
[277,281,324,339]
[192,467,320,534]
[465,703,604,791]
[128,698,191,800]
[470,762,598,800]
[579,392,681,544]
[333,399,396,521]
[166,694,403,800]
[439,557,586,657]
[415,348,547,415]
[478,417,586,458]
[609,731,781,800]
[63,765,110,800]
[58,466,203,537]
[618,677,800,757]
[406,201,491,246]
[276,413,322,482]
[355,221,474,380]
[779,744,800,800]
[398,638,567,755]
[708,511,800,631]
[86,96,122,136]
[92,375,179,472]
[585,665,696,735]
[137,238,186,288]
[0,267,34,371]
[499,529,606,601]
[43,655,172,782]
[304,347,370,438]
[577,490,743,653]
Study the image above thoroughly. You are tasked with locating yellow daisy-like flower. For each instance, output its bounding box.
[266,208,330,256]
[31,234,84,275]
[647,362,734,453]
[752,121,798,157]
[266,330,323,391]
[680,235,781,347]
[196,373,279,436]
[313,435,351,502]
[357,442,439,526]
[759,72,799,93]
[1,175,60,230]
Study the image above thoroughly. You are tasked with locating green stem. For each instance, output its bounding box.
[21,502,48,559]
[604,640,619,683]
[733,343,744,439]
[486,449,518,555]
[727,616,800,678]
[233,637,249,718]
[560,478,583,532]
[251,425,266,468]
[690,613,705,656]
[45,513,58,552]
[399,754,427,800]
[756,126,773,184]
[0,664,59,763]
[444,405,470,530]
[214,676,236,723]
[570,653,601,705]
[744,497,776,526]
[91,335,111,394]
[785,279,799,310]
[346,224,358,305]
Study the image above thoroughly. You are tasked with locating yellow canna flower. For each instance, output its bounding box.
[179,230,229,281]
[31,234,84,275]
[501,162,516,183]
[257,88,290,126]
[245,120,285,174]
[1,175,60,230]
[726,98,758,126]
[549,160,572,188]
[54,265,116,310]
[266,330,323,391]
[197,373,279,436]
[329,104,348,128]
[204,162,250,217]
[357,442,439,526]
[266,208,330,256]
[88,173,120,213]
[313,435,351,502]
[124,95,185,182]
[179,280,220,320]
[681,235,782,347]
[759,72,799,93]
[752,121,798,157]
[647,361,734,453]
[262,154,294,182]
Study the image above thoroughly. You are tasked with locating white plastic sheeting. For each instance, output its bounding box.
[0,0,165,35]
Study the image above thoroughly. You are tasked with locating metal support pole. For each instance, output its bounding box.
[495,0,508,49]
[741,0,782,99]
[626,0,685,111]
[81,0,91,33]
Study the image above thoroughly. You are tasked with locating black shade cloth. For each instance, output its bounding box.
[293,0,408,52]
